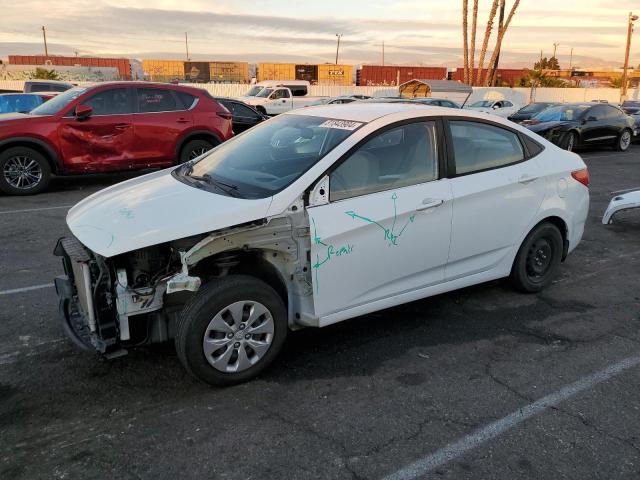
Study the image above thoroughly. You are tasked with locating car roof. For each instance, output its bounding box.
[286,102,482,123]
[0,92,43,96]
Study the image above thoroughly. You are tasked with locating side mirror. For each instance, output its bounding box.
[75,104,93,120]
[492,104,500,110]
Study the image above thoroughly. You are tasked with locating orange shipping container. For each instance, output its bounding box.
[257,63,296,82]
[317,64,353,85]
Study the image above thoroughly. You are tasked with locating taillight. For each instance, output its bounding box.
[571,168,589,187]
[216,111,232,120]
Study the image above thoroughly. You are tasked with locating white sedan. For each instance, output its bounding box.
[465,99,519,118]
[55,103,590,386]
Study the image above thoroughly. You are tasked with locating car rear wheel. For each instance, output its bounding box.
[0,146,51,195]
[561,131,577,152]
[510,222,563,293]
[175,275,287,386]
[179,139,216,164]
[615,129,632,152]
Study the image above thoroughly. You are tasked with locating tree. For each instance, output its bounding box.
[31,68,60,80]
[469,0,479,85]
[462,0,469,84]
[484,0,521,86]
[475,0,500,85]
[610,76,627,89]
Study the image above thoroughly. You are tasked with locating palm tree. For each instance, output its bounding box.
[462,0,469,84]
[484,0,521,86]
[476,0,500,85]
[469,0,479,85]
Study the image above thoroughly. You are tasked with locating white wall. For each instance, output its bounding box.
[0,79,637,105]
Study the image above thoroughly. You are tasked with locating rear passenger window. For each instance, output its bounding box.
[137,88,177,113]
[330,122,438,201]
[449,121,524,175]
[177,92,196,109]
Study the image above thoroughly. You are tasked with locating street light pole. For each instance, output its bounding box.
[42,26,48,57]
[335,34,342,64]
[621,12,638,102]
[185,32,190,61]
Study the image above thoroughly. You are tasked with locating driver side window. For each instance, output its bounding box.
[330,122,438,202]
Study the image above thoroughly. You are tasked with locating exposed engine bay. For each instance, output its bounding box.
[54,210,314,358]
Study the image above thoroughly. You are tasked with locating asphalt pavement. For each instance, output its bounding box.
[1,147,640,479]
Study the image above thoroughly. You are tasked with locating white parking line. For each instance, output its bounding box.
[383,353,640,480]
[0,205,73,215]
[0,283,54,296]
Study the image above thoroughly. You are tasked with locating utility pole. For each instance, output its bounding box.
[569,47,573,70]
[552,42,559,61]
[335,34,342,64]
[185,32,190,61]
[490,0,506,86]
[382,40,385,66]
[621,12,638,102]
[42,26,48,57]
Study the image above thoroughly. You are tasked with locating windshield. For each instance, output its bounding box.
[519,103,550,114]
[533,105,590,122]
[245,86,263,97]
[470,100,493,108]
[30,87,86,115]
[177,115,362,199]
[0,95,43,113]
[256,88,274,98]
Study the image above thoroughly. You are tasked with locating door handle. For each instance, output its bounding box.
[416,198,444,211]
[176,118,190,124]
[282,100,286,103]
[114,123,129,130]
[518,174,539,184]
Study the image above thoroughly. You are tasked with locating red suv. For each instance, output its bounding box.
[0,82,233,195]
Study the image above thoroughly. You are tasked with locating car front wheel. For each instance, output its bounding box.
[615,129,632,152]
[0,146,51,195]
[175,275,287,386]
[179,139,216,164]
[510,222,563,293]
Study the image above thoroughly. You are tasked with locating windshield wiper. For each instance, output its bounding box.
[179,162,242,197]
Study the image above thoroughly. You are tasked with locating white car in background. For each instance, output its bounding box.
[55,103,589,386]
[465,99,520,118]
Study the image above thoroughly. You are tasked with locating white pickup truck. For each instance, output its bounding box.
[239,81,326,115]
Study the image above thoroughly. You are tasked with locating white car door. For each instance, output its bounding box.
[445,119,546,279]
[268,88,291,114]
[307,121,453,317]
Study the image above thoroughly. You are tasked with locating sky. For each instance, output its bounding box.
[1,0,639,69]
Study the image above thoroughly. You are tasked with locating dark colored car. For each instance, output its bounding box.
[212,97,268,133]
[0,82,233,195]
[23,80,75,93]
[523,103,636,152]
[507,102,558,123]
[0,93,55,114]
[621,101,640,142]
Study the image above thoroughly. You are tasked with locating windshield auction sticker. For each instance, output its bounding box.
[319,120,363,131]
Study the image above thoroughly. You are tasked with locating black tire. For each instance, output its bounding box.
[560,131,577,152]
[614,129,632,152]
[175,275,287,386]
[510,222,563,293]
[178,139,216,164]
[0,146,51,195]
[255,106,267,115]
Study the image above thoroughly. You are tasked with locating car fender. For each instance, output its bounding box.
[0,135,63,173]
[603,190,640,224]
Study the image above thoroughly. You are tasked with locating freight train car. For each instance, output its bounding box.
[142,60,185,82]
[9,55,132,79]
[209,62,249,83]
[357,65,447,86]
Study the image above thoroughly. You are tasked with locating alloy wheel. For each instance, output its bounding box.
[3,155,43,190]
[202,300,275,373]
[620,130,631,150]
[566,133,575,152]
[189,147,210,160]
